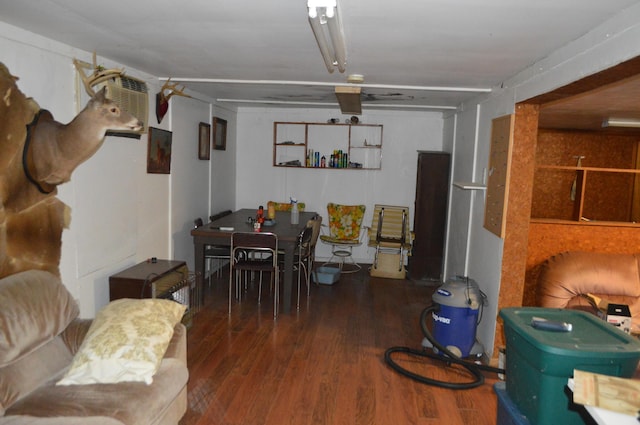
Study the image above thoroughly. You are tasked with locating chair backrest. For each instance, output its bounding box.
[210,209,232,222]
[326,203,366,241]
[231,232,278,259]
[307,214,323,249]
[267,201,306,212]
[367,205,411,246]
[194,217,204,228]
[297,226,314,256]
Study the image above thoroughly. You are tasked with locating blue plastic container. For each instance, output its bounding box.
[494,382,531,425]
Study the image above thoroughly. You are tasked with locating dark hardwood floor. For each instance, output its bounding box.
[180,266,499,425]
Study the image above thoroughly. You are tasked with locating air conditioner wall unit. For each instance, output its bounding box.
[97,75,149,134]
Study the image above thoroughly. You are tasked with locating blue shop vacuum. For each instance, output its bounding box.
[423,276,485,358]
[384,276,503,389]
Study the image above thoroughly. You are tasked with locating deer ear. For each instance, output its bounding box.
[94,86,107,101]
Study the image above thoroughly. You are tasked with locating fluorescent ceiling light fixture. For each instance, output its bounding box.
[602,118,640,128]
[308,0,346,73]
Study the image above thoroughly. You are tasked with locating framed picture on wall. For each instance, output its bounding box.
[147,127,172,174]
[213,117,227,151]
[198,122,210,160]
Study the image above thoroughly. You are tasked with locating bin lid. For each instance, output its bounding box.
[499,307,640,357]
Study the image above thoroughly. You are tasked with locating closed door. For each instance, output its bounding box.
[409,151,450,281]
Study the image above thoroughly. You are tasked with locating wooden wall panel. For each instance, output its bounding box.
[484,115,514,238]
[494,104,539,355]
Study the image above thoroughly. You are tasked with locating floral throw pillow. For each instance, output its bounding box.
[57,298,185,386]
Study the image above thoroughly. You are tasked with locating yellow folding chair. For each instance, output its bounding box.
[367,205,413,279]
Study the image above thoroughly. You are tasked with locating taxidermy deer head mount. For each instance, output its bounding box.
[156,79,190,123]
[23,86,143,193]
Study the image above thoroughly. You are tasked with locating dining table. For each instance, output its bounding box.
[191,208,318,314]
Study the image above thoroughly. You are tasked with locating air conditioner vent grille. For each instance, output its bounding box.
[118,76,148,93]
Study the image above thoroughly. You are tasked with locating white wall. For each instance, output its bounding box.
[0,22,236,317]
[0,20,441,319]
[449,3,640,356]
[4,2,640,351]
[234,107,444,264]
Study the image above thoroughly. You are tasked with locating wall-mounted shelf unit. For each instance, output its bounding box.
[532,164,640,224]
[273,122,383,170]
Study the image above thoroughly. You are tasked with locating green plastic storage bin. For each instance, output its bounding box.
[499,307,640,425]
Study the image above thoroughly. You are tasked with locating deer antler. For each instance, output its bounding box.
[158,79,191,101]
[155,79,191,123]
[73,52,124,97]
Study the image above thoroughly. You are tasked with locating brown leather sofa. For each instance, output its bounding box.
[537,251,640,334]
[0,270,188,425]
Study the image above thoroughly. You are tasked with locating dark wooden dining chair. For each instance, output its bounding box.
[307,214,323,274]
[294,225,314,309]
[194,217,231,282]
[207,210,234,278]
[229,232,279,318]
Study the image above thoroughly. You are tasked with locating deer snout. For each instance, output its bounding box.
[129,119,144,131]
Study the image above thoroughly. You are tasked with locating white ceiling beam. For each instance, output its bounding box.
[160,77,492,93]
[215,98,458,110]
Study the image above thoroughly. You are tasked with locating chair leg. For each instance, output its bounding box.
[273,268,279,319]
[306,259,312,296]
[297,260,302,310]
[324,245,361,273]
[374,246,381,268]
[228,262,234,315]
[297,260,311,309]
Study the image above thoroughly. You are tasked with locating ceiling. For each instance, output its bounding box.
[1,0,639,123]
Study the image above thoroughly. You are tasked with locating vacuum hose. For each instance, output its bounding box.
[384,305,505,389]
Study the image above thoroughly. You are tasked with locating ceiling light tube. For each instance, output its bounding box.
[308,0,346,74]
[308,13,335,74]
[602,118,640,128]
[326,10,346,72]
